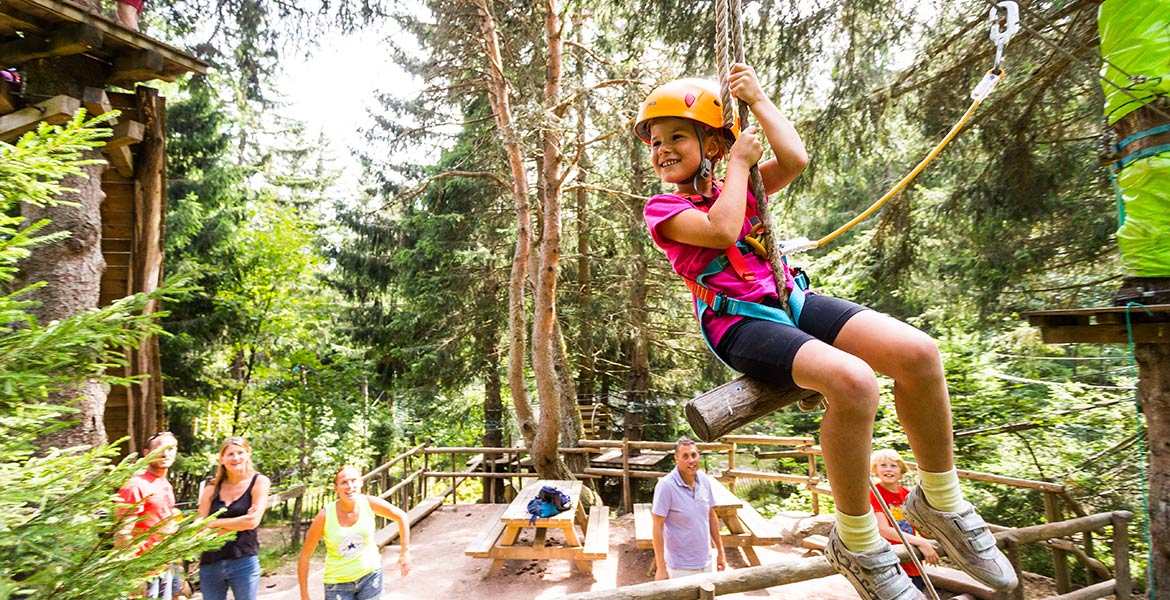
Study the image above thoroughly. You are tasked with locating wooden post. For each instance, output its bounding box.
[1002,536,1025,600]
[1044,491,1071,593]
[422,450,429,503]
[1135,341,1170,600]
[1112,511,1132,600]
[808,451,820,515]
[488,449,496,503]
[727,442,737,493]
[698,582,715,600]
[451,453,457,506]
[686,376,821,441]
[622,439,632,514]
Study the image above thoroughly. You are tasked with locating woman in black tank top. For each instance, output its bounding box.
[196,437,271,600]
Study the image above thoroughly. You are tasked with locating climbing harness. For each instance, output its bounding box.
[779,1,1020,255]
[671,193,809,366]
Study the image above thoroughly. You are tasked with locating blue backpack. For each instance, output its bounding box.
[527,485,572,524]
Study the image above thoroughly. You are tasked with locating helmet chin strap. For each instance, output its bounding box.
[691,123,715,196]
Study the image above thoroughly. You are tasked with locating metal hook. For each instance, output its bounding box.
[988,1,1019,70]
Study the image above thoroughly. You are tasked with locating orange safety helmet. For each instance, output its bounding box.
[634,78,739,146]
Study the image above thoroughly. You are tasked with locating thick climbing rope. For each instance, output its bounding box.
[715,0,792,312]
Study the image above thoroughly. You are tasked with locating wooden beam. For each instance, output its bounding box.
[109,50,163,87]
[103,144,133,177]
[81,87,117,123]
[104,119,144,149]
[0,22,103,65]
[0,0,208,77]
[0,94,80,143]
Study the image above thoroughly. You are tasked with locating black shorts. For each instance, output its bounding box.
[713,293,869,390]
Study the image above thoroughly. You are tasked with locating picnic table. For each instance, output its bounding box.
[634,476,782,567]
[464,479,609,576]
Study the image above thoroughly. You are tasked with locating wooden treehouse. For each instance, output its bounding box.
[1,0,207,454]
[1023,298,1170,596]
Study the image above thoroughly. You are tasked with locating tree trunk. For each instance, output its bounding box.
[1136,342,1170,598]
[624,131,649,445]
[572,14,596,415]
[473,0,536,448]
[530,0,572,481]
[482,327,505,503]
[17,53,109,451]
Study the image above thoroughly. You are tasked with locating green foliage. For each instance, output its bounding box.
[0,115,222,600]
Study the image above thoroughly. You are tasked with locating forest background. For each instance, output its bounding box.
[2,0,1149,596]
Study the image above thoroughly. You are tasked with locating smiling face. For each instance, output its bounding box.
[219,442,251,474]
[334,466,363,502]
[647,116,713,188]
[674,441,702,481]
[872,457,905,489]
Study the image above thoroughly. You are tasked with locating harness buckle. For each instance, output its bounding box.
[710,293,729,314]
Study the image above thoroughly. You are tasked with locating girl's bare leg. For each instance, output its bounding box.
[791,340,880,516]
[831,310,954,473]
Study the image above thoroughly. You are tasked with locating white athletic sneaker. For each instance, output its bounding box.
[903,486,1018,591]
[824,527,925,600]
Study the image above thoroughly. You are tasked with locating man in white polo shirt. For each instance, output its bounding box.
[651,437,728,579]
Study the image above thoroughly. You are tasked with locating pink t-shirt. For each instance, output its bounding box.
[643,189,793,346]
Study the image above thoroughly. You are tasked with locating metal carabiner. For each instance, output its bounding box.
[988,1,1019,70]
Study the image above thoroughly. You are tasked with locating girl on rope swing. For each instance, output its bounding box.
[636,63,1016,600]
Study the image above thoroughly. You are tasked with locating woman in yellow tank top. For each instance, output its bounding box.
[296,466,412,600]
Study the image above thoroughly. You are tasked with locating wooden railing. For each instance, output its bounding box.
[355,438,1125,596]
[560,511,1134,600]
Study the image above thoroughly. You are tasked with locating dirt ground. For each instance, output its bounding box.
[191,504,1055,600]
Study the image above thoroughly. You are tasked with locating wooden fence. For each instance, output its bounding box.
[558,511,1133,600]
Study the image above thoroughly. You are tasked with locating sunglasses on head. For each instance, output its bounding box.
[146,431,175,444]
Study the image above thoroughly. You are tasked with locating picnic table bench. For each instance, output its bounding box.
[464,479,608,576]
[633,477,781,566]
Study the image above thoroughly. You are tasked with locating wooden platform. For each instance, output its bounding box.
[0,0,208,84]
[1021,304,1170,344]
[589,448,669,468]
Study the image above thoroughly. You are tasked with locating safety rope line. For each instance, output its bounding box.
[815,96,984,248]
[782,2,1015,254]
[1123,302,1154,596]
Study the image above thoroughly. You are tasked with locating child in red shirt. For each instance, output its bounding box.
[870,449,941,591]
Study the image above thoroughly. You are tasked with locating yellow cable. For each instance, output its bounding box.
[815,90,987,248]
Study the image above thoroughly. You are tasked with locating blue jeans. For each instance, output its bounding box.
[198,555,260,600]
[323,568,382,600]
